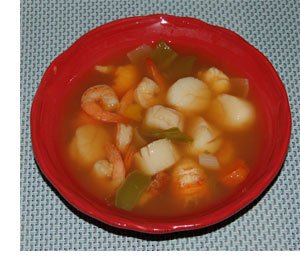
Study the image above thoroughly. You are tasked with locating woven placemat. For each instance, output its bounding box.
[20,0,300,250]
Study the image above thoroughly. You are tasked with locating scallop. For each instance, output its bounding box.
[186,117,222,155]
[134,138,179,175]
[143,105,184,131]
[69,124,109,167]
[166,77,211,113]
[210,94,256,131]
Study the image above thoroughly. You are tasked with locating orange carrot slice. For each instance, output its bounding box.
[219,160,249,187]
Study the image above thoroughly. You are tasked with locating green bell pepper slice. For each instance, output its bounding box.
[151,41,197,80]
[151,41,178,71]
[165,55,197,80]
[139,127,193,143]
[115,171,152,211]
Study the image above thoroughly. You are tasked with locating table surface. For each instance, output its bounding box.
[20,0,300,250]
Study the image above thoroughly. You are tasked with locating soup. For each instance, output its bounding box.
[59,41,261,217]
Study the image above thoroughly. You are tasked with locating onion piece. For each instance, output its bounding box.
[127,44,153,65]
[230,78,249,98]
[198,153,221,170]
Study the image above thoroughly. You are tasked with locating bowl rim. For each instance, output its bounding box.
[30,14,292,234]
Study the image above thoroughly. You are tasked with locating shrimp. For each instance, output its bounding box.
[92,146,126,195]
[134,77,160,109]
[93,160,113,178]
[123,145,137,172]
[199,67,231,94]
[171,159,210,207]
[119,89,135,114]
[81,85,128,123]
[72,110,99,129]
[146,58,168,91]
[105,142,126,189]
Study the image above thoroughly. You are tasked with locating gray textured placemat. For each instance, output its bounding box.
[20,0,300,250]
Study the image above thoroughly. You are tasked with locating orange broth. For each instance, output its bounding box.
[58,43,262,217]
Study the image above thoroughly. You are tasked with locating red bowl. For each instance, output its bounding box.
[30,14,291,234]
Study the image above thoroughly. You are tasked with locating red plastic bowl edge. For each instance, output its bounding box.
[30,14,292,234]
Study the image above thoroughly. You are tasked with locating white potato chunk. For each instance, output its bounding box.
[200,67,231,94]
[166,77,211,113]
[69,124,109,167]
[116,123,133,153]
[134,77,160,108]
[211,94,256,131]
[187,117,222,155]
[144,105,184,131]
[134,139,179,175]
[93,160,113,178]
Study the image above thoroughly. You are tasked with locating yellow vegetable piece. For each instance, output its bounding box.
[122,104,143,122]
[113,64,141,97]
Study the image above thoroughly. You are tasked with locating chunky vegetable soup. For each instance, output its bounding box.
[59,41,261,217]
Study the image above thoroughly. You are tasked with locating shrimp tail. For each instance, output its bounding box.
[105,143,126,188]
[97,111,129,123]
[124,145,137,172]
[81,102,128,123]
